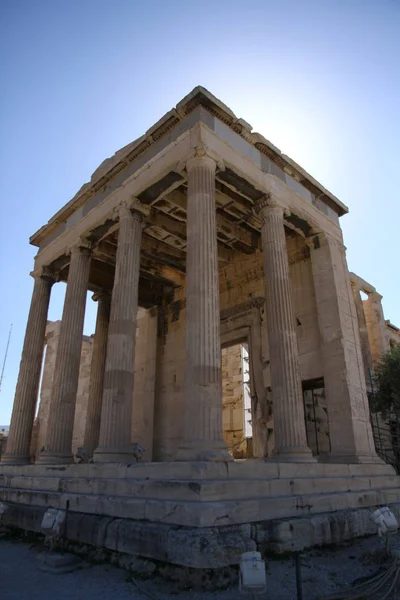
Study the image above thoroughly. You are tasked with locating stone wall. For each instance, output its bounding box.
[350,274,400,465]
[152,304,186,461]
[349,274,400,369]
[0,436,7,459]
[33,309,159,461]
[221,344,245,454]
[363,294,390,365]
[72,335,94,454]
[151,233,327,460]
[131,307,158,460]
[386,321,400,350]
[33,321,94,460]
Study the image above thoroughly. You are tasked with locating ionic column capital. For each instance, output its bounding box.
[113,197,150,224]
[178,145,224,175]
[30,266,58,284]
[254,193,289,219]
[68,237,93,257]
[92,290,111,303]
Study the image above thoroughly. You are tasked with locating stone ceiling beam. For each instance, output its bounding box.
[162,189,259,251]
[199,123,340,242]
[93,241,185,287]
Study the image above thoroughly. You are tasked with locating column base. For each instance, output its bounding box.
[0,454,31,465]
[269,446,317,463]
[36,452,74,465]
[175,442,233,462]
[93,446,139,464]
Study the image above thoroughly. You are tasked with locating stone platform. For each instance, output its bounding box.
[1,461,400,568]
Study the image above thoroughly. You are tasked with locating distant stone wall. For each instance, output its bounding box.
[72,336,94,454]
[0,436,7,458]
[350,273,400,466]
[33,321,93,460]
[386,322,400,350]
[221,344,244,454]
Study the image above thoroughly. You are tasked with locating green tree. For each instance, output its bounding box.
[372,344,400,419]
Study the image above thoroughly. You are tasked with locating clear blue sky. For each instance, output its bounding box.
[0,0,399,424]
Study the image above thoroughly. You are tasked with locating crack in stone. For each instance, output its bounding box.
[160,504,179,521]
[213,514,230,525]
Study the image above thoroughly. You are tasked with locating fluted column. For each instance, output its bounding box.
[256,195,314,462]
[2,268,56,464]
[82,292,111,458]
[94,200,147,463]
[177,147,231,461]
[38,240,92,464]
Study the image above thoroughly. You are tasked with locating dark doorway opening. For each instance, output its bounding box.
[302,378,330,456]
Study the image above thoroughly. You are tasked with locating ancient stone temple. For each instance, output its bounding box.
[1,87,400,569]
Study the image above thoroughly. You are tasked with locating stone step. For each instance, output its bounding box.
[3,484,400,527]
[1,473,399,501]
[0,460,395,481]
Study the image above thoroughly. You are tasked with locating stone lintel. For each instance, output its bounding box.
[32,130,192,270]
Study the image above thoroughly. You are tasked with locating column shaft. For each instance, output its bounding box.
[94,202,144,463]
[177,149,230,461]
[364,292,390,365]
[2,270,54,464]
[309,232,379,462]
[350,282,374,389]
[257,195,314,461]
[38,242,91,464]
[82,293,111,458]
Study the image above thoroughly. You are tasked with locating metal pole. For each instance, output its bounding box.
[61,499,69,556]
[0,324,12,394]
[295,553,303,600]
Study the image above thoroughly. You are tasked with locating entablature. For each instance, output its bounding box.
[30,86,347,251]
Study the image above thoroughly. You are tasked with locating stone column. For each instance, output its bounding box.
[177,147,230,461]
[309,232,380,463]
[2,268,56,464]
[350,281,374,390]
[38,240,92,464]
[256,195,314,462]
[363,292,390,365]
[94,200,147,463]
[82,292,111,458]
